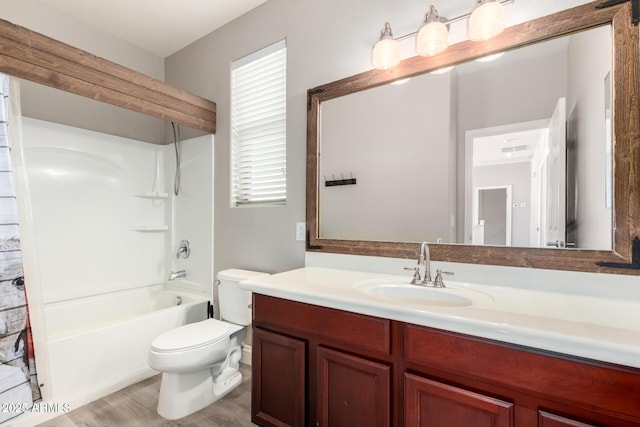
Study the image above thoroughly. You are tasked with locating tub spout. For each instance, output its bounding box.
[168,270,186,281]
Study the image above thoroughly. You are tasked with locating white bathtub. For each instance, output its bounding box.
[43,284,209,410]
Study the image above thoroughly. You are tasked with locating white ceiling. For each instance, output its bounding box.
[473,128,546,167]
[38,0,269,58]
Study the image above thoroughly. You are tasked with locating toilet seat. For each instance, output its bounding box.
[151,319,229,353]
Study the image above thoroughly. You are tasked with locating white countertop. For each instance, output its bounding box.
[240,266,640,369]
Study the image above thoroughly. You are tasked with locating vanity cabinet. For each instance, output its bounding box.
[252,294,393,426]
[251,295,640,427]
[404,324,640,426]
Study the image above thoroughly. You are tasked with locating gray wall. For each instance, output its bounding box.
[566,26,612,250]
[319,73,456,243]
[19,83,167,144]
[457,49,568,132]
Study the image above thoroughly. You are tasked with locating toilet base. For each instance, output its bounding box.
[157,367,243,420]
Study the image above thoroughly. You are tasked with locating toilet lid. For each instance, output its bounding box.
[151,319,230,352]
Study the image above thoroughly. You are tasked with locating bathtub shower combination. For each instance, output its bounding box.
[14,117,215,419]
[45,285,208,405]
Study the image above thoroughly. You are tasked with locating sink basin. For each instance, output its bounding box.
[365,284,472,307]
[355,280,493,307]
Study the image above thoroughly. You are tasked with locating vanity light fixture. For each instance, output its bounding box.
[371,0,513,70]
[416,5,449,57]
[372,22,401,70]
[467,0,506,41]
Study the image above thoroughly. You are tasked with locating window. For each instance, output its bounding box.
[231,40,287,206]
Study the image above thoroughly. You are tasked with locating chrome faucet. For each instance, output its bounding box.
[419,241,432,285]
[168,270,186,281]
[406,241,453,287]
[405,241,431,285]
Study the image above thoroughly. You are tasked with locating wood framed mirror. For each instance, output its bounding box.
[306,1,639,274]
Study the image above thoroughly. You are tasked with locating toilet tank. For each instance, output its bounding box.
[217,269,268,326]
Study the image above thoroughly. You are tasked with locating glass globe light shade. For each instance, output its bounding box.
[467,0,506,42]
[372,23,400,70]
[416,20,449,57]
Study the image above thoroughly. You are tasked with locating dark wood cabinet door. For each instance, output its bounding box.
[405,373,513,427]
[539,411,598,427]
[316,346,391,427]
[252,328,306,427]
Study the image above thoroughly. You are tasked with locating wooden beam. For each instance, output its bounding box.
[0,18,216,135]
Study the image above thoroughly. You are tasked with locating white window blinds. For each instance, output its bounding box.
[231,40,287,206]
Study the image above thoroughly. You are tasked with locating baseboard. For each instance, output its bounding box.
[241,344,252,366]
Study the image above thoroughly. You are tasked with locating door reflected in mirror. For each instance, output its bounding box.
[473,186,511,246]
[319,25,612,250]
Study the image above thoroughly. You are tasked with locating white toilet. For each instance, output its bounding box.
[148,269,267,420]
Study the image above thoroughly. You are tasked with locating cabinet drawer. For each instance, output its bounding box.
[405,373,513,426]
[254,294,391,355]
[404,324,640,420]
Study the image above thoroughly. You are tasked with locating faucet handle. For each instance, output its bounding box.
[433,269,454,288]
[404,266,422,284]
[176,239,191,259]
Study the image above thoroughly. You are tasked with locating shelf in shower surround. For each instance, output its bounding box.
[134,191,169,199]
[132,225,169,231]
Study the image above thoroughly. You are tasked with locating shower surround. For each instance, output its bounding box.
[11,117,214,424]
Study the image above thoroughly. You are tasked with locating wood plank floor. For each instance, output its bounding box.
[37,364,256,426]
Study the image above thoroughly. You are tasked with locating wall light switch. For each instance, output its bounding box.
[296,222,306,241]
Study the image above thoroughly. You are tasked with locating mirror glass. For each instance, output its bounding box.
[319,25,612,250]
